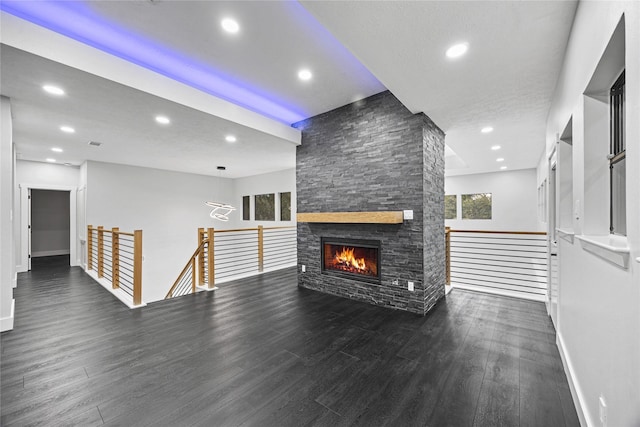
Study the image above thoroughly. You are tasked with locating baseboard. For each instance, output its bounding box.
[557,331,591,427]
[0,299,15,332]
[85,270,146,309]
[451,282,546,302]
[32,250,71,257]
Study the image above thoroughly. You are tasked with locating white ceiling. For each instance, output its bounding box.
[301,1,578,176]
[1,1,578,178]
[1,45,297,178]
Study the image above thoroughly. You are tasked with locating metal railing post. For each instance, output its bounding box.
[87,225,93,270]
[133,230,143,306]
[197,227,205,286]
[445,227,451,285]
[97,226,104,278]
[207,227,215,289]
[112,227,120,289]
[258,225,264,272]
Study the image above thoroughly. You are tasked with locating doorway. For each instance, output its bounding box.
[29,189,71,270]
[548,153,559,327]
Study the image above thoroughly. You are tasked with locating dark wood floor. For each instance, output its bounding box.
[1,256,579,426]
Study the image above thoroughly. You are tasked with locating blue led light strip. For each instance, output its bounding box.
[1,1,307,124]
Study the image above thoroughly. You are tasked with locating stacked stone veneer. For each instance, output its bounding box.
[294,91,445,315]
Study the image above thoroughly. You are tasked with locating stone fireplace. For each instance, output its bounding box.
[294,91,445,316]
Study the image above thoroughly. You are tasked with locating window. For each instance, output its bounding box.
[242,196,250,221]
[609,70,625,235]
[538,180,547,223]
[444,195,457,219]
[254,193,275,221]
[461,193,492,220]
[280,192,291,221]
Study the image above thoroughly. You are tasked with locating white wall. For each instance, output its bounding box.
[233,168,296,228]
[1,96,16,332]
[540,2,640,426]
[15,160,80,271]
[85,161,237,303]
[445,168,543,232]
[30,190,70,257]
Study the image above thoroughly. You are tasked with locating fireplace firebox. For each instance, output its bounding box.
[321,237,381,283]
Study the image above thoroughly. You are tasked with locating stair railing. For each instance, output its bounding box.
[87,225,143,306]
[165,225,296,300]
[165,227,214,299]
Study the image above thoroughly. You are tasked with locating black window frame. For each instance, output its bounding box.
[609,70,625,235]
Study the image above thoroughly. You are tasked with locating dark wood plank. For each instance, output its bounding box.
[1,256,579,427]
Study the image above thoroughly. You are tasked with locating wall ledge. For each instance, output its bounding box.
[575,235,630,268]
[556,228,575,244]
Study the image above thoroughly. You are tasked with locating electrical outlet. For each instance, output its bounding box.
[301,265,306,273]
[392,279,399,285]
[408,281,414,291]
[599,395,607,427]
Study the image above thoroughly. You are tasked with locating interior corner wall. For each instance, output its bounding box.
[1,96,15,332]
[295,91,445,315]
[233,168,296,228]
[444,168,543,232]
[422,117,446,314]
[85,161,236,303]
[541,2,640,426]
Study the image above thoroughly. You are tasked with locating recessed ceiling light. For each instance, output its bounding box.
[491,145,501,150]
[51,147,63,153]
[60,126,75,133]
[225,135,237,143]
[446,42,468,59]
[221,18,239,34]
[46,158,56,163]
[155,115,170,125]
[64,163,72,166]
[298,69,312,81]
[496,158,505,162]
[42,84,65,96]
[500,166,508,170]
[481,126,494,133]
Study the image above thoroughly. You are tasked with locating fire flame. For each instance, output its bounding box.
[334,247,367,271]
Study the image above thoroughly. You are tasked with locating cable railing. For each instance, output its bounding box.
[166,226,297,300]
[446,229,548,301]
[87,225,143,307]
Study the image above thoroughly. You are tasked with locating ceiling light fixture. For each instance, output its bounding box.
[496,158,505,162]
[60,126,75,133]
[481,126,494,133]
[225,135,237,143]
[51,147,63,153]
[42,84,65,96]
[221,18,239,34]
[155,115,170,125]
[1,1,308,124]
[46,158,56,163]
[500,166,508,170]
[491,145,501,150]
[298,69,312,81]
[446,42,468,59]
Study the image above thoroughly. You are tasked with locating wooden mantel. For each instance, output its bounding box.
[297,211,404,224]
